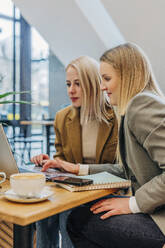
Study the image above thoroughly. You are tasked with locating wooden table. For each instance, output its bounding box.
[20,120,54,156]
[0,180,117,248]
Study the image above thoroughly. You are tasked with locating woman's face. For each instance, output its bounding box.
[66,66,82,107]
[100,62,120,106]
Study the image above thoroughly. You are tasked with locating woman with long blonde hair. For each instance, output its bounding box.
[31,55,119,248]
[67,43,165,248]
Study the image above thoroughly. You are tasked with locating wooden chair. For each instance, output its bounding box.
[0,221,36,248]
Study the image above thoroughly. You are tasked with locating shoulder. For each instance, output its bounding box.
[55,105,73,123]
[125,91,165,138]
[56,105,72,117]
[128,91,165,108]
[127,91,165,119]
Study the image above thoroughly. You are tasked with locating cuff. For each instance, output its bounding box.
[129,196,141,213]
[78,164,89,176]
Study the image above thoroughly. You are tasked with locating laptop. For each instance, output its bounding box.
[0,124,72,179]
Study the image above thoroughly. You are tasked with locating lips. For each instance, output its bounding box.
[71,97,78,102]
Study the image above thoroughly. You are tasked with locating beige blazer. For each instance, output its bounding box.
[120,90,165,235]
[89,90,165,234]
[53,105,118,167]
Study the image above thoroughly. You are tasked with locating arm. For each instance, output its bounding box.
[88,108,124,177]
[135,126,165,213]
[89,163,125,178]
[41,111,80,173]
[90,93,165,220]
[53,112,66,161]
[30,113,66,166]
[52,111,124,177]
[31,112,64,165]
[127,92,165,213]
[42,157,79,174]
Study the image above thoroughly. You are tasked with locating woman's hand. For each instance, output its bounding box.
[90,197,131,219]
[42,158,79,174]
[31,154,50,166]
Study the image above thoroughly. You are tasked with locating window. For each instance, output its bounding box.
[31,28,49,120]
[0,0,49,121]
[0,0,20,120]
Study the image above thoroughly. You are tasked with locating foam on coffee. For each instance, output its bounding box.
[11,173,44,180]
[10,173,46,197]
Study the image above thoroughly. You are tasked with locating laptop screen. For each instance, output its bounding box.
[0,124,19,178]
[0,124,75,180]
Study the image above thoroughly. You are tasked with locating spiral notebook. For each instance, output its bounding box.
[56,172,131,192]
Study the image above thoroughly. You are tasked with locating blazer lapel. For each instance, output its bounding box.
[119,115,129,176]
[95,120,114,163]
[66,108,83,163]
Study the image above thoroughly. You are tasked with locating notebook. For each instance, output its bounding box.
[0,124,73,179]
[56,172,131,192]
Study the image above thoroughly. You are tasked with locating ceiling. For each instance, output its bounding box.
[13,0,165,92]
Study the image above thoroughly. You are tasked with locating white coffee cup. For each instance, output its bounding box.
[10,173,45,197]
[0,172,6,184]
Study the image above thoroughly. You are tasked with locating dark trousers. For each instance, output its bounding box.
[67,203,165,248]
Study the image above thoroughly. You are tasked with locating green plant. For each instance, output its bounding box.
[0,91,31,105]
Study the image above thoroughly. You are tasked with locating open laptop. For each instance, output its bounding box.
[0,124,72,179]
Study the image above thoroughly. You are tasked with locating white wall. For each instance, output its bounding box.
[13,0,165,92]
[102,0,165,92]
[13,0,124,66]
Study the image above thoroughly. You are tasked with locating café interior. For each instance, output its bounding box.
[0,0,165,247]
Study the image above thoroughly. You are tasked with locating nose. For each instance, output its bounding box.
[69,84,76,94]
[100,81,107,91]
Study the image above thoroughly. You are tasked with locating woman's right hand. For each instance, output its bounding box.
[31,154,50,166]
[42,158,79,174]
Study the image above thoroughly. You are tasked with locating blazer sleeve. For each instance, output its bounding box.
[53,112,66,161]
[88,108,123,176]
[88,163,125,178]
[127,92,165,213]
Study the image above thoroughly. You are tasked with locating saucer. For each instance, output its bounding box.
[4,186,54,203]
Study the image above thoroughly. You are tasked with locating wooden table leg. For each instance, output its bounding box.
[13,223,33,248]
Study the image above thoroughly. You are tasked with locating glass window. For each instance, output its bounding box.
[0,2,20,120]
[13,20,21,120]
[0,0,49,122]
[0,18,13,119]
[31,28,49,120]
[15,7,20,19]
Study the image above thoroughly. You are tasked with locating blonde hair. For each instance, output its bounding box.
[66,56,109,124]
[100,43,164,116]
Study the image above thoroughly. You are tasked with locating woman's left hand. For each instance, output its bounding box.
[90,197,131,219]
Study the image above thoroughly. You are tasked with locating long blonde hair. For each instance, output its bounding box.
[66,56,110,124]
[100,43,164,117]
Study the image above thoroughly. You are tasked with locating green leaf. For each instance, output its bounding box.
[0,100,33,104]
[0,91,30,99]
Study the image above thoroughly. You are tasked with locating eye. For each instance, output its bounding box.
[75,82,80,87]
[66,82,71,87]
[103,76,111,81]
[74,79,80,86]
